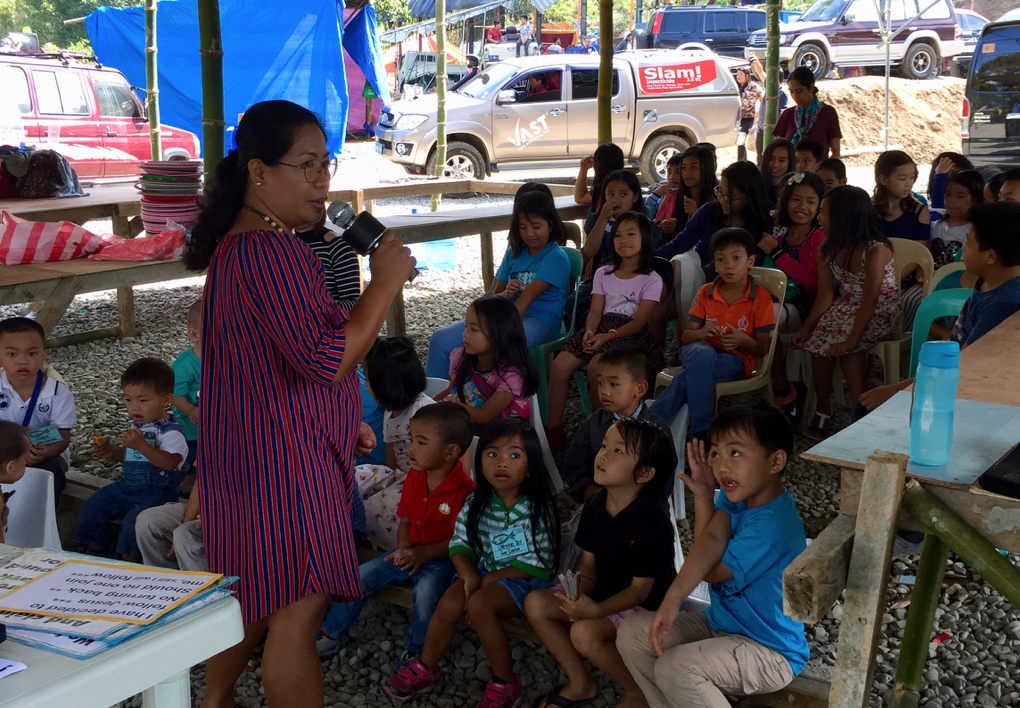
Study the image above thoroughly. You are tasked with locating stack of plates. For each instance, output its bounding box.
[136,160,203,235]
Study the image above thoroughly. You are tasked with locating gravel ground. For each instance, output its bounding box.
[6,187,1019,708]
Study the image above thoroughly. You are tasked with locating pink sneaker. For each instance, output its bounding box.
[476,675,523,708]
[383,658,439,703]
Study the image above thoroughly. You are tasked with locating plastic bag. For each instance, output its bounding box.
[89,221,187,262]
[0,211,104,265]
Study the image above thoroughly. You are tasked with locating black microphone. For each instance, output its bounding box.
[327,200,420,282]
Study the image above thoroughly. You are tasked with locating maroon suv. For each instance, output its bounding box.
[0,44,200,180]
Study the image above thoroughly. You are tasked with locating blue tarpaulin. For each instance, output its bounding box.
[85,0,351,155]
[342,4,390,102]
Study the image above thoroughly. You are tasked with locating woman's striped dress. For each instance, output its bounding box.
[199,228,362,623]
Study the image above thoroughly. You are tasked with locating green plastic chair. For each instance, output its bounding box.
[908,288,970,378]
[532,247,584,424]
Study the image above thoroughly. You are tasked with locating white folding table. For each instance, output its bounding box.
[0,545,243,708]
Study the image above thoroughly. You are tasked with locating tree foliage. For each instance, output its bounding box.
[540,0,630,40]
[0,0,141,51]
[374,0,412,28]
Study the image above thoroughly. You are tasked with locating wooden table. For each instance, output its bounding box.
[0,546,243,708]
[1,185,147,340]
[786,311,1020,708]
[377,195,589,336]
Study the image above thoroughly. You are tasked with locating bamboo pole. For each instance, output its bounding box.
[762,0,780,149]
[431,0,447,211]
[145,0,161,161]
[901,479,1020,607]
[889,533,949,708]
[197,0,225,180]
[596,0,613,144]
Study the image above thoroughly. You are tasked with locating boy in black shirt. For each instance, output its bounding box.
[561,346,672,503]
[526,419,677,708]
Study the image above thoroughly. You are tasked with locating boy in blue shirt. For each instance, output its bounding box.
[617,400,808,708]
[171,299,202,475]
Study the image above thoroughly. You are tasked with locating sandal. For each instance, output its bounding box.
[805,412,831,441]
[532,686,597,708]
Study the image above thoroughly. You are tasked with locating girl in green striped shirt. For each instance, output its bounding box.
[385,419,560,708]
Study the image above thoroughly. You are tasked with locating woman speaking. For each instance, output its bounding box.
[184,100,415,708]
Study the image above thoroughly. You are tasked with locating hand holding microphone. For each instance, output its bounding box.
[327,199,421,283]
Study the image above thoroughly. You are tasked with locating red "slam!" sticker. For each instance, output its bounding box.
[638,60,717,94]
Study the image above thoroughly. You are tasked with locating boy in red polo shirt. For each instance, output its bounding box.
[317,402,475,665]
[650,228,775,440]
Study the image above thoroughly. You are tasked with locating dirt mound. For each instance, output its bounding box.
[818,76,965,167]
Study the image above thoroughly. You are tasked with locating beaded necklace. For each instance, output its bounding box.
[243,205,289,233]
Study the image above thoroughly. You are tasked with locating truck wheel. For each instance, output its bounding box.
[640,134,690,184]
[791,44,829,80]
[426,141,486,179]
[901,42,939,80]
[403,165,425,175]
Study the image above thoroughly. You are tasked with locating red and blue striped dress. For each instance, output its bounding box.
[199,228,362,623]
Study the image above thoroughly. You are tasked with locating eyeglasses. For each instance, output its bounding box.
[278,158,339,183]
[714,187,746,203]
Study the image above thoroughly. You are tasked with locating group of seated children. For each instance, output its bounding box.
[316,389,808,708]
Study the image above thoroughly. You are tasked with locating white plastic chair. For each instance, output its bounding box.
[425,377,450,398]
[671,250,706,330]
[668,404,689,523]
[5,466,61,549]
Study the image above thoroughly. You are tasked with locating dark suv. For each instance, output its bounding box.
[642,6,766,57]
[962,12,1020,168]
[745,0,963,80]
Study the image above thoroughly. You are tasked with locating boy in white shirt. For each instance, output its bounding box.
[0,317,76,505]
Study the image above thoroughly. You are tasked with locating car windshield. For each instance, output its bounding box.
[456,62,521,99]
[800,0,846,22]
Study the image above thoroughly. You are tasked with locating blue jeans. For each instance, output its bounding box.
[321,554,457,655]
[73,471,179,558]
[425,317,556,378]
[649,341,745,434]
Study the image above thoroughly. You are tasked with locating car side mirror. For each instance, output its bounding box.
[841,13,854,24]
[497,89,517,105]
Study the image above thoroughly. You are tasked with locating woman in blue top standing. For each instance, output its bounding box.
[657,161,773,271]
[426,192,571,378]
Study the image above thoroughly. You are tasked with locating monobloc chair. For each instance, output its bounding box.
[5,466,61,549]
[908,288,970,378]
[867,238,935,385]
[929,262,966,293]
[532,247,584,423]
[424,377,450,398]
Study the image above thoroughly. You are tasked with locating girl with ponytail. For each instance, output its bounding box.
[192,100,416,708]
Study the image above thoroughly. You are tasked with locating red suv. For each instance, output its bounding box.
[0,42,200,180]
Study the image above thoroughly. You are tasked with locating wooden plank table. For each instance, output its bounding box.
[378,195,589,336]
[790,311,1020,707]
[1,185,147,339]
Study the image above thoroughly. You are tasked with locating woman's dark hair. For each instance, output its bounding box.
[873,149,920,221]
[0,421,29,469]
[590,143,625,211]
[821,185,891,270]
[363,337,426,412]
[600,169,646,215]
[468,419,559,569]
[671,145,718,228]
[184,100,327,271]
[514,181,555,207]
[760,138,795,186]
[508,191,567,257]
[613,418,677,498]
[927,152,974,197]
[944,169,985,209]
[717,160,773,239]
[788,66,817,91]
[452,296,539,401]
[776,172,826,229]
[608,211,655,274]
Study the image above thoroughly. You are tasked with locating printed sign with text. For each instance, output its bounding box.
[638,60,717,94]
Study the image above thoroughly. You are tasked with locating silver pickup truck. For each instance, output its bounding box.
[374,50,742,183]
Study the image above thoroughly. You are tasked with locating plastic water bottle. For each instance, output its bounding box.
[909,341,960,467]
